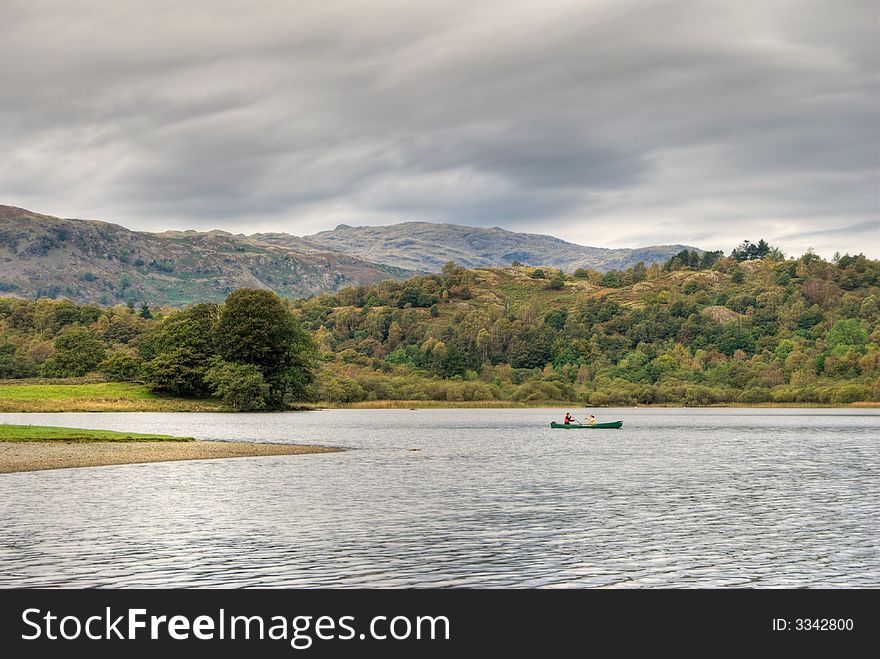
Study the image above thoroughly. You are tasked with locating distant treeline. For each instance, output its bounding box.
[1,241,878,407]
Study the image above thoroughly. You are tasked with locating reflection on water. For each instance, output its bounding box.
[0,408,877,588]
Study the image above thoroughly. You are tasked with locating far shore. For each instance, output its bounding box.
[1,381,876,413]
[321,400,880,409]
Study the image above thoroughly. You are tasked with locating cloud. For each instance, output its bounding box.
[0,0,876,257]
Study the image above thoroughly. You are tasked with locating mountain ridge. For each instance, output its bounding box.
[0,206,412,306]
[1,205,701,306]
[269,221,700,273]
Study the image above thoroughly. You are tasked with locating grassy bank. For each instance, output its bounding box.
[0,381,226,412]
[322,399,880,409]
[0,381,874,413]
[0,424,193,443]
[328,399,527,409]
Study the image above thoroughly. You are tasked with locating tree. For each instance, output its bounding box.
[826,319,867,355]
[213,289,315,408]
[699,250,723,269]
[142,303,217,394]
[0,343,34,378]
[731,239,778,262]
[600,271,623,288]
[144,347,212,396]
[40,327,106,377]
[546,271,565,290]
[397,286,436,308]
[99,352,144,381]
[145,303,217,359]
[204,359,270,411]
[544,308,568,330]
[629,262,647,283]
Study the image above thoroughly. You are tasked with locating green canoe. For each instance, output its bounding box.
[550,421,623,429]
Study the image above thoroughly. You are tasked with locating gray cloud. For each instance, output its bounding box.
[0,0,876,257]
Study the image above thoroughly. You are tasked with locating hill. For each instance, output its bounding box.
[294,253,879,406]
[0,249,877,406]
[0,206,411,306]
[294,222,697,272]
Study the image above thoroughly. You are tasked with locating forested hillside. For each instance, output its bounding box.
[295,248,879,405]
[1,245,878,407]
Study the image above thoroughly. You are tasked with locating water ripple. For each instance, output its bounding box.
[0,408,877,587]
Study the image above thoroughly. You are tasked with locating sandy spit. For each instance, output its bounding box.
[0,441,341,474]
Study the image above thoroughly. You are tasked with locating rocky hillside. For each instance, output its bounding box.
[295,222,698,273]
[0,206,411,306]
[0,205,700,306]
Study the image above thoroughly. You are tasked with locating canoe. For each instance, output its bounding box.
[550,421,623,429]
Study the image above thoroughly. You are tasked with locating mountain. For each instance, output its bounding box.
[293,222,699,273]
[0,206,411,306]
[0,205,701,307]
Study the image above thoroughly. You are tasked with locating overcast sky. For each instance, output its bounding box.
[1,0,877,257]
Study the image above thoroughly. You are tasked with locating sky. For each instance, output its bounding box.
[1,0,877,257]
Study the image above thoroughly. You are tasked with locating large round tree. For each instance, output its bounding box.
[213,289,314,408]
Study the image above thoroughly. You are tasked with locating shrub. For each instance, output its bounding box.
[99,353,144,381]
[739,387,771,403]
[829,384,869,405]
[204,360,270,411]
[145,347,210,396]
[546,272,565,290]
[39,327,106,377]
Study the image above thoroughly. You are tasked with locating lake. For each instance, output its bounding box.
[0,408,877,588]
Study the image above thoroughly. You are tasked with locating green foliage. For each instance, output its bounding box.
[825,319,867,354]
[662,249,723,272]
[731,239,781,262]
[99,352,144,381]
[600,271,623,288]
[145,303,217,359]
[682,280,703,295]
[214,288,315,407]
[544,308,568,331]
[144,347,211,396]
[397,286,437,308]
[0,242,878,408]
[546,272,566,290]
[142,303,217,394]
[0,343,35,378]
[40,327,107,377]
[204,359,269,411]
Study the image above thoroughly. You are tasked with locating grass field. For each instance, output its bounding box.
[0,424,193,443]
[0,382,225,412]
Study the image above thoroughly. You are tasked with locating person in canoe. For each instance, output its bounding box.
[587,414,596,425]
[563,412,574,426]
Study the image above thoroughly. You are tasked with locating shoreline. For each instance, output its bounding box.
[0,400,877,413]
[0,440,341,474]
[320,400,880,410]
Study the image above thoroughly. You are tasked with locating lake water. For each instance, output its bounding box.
[0,408,877,588]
